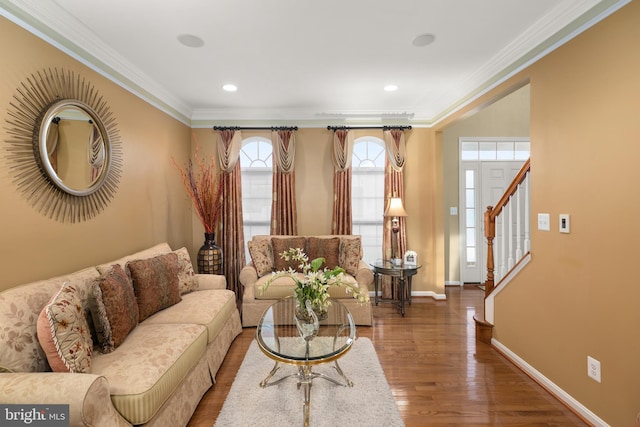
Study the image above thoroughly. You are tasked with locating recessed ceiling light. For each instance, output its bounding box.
[384,85,398,92]
[177,34,205,48]
[222,84,238,92]
[411,33,436,47]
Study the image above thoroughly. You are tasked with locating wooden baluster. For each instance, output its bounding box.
[484,206,495,297]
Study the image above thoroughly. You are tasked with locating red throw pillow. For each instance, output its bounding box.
[307,237,341,270]
[126,253,182,321]
[272,237,307,272]
[89,264,139,353]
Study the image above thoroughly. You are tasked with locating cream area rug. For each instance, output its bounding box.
[214,337,404,427]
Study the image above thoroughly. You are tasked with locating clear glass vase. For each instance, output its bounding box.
[294,299,320,341]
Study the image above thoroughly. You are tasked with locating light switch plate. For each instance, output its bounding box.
[450,207,458,216]
[559,214,570,233]
[537,213,550,231]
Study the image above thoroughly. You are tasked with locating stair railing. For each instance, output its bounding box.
[483,159,530,297]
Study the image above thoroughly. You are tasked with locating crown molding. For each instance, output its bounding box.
[0,0,192,125]
[1,0,631,128]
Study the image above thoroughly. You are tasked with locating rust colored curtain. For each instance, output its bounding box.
[331,129,354,235]
[270,129,297,235]
[88,124,104,182]
[216,129,246,312]
[382,129,408,299]
[46,119,59,172]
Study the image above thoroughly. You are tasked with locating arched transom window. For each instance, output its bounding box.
[352,137,385,264]
[240,136,273,261]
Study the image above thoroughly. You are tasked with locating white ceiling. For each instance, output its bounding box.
[0,0,628,127]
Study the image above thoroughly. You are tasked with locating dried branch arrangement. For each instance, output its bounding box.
[172,140,223,234]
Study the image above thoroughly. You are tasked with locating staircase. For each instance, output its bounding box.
[474,159,531,343]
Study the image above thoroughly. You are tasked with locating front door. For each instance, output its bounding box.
[460,161,524,283]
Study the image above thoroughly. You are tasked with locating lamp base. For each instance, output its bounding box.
[391,258,402,266]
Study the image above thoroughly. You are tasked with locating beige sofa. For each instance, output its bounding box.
[0,243,242,426]
[240,235,373,327]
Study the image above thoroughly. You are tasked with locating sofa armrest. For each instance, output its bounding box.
[196,274,227,290]
[239,264,259,300]
[239,264,258,287]
[355,260,374,292]
[0,373,129,427]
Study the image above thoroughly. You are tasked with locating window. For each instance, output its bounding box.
[352,137,385,264]
[461,138,530,161]
[240,137,272,261]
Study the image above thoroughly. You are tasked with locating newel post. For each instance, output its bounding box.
[484,206,495,298]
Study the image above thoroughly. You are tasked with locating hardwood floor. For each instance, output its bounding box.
[188,286,588,426]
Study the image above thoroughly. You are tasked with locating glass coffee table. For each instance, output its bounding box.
[256,296,356,427]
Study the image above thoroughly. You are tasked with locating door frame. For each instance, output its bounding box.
[458,137,530,284]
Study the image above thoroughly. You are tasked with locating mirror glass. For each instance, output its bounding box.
[38,100,110,196]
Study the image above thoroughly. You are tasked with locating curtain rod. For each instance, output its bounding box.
[213,126,298,131]
[326,125,412,131]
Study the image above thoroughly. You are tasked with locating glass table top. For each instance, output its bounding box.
[256,296,356,365]
[370,260,421,272]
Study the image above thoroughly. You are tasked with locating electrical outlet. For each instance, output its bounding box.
[587,356,601,383]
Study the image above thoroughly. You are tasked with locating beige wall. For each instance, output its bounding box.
[4,3,637,422]
[443,86,530,283]
[0,16,193,291]
[192,127,444,296]
[480,3,638,425]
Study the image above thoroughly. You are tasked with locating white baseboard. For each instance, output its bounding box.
[368,291,447,300]
[492,339,609,427]
[413,291,447,300]
[445,280,462,286]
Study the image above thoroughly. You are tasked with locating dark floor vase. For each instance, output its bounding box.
[197,232,223,275]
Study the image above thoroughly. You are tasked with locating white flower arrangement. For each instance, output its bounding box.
[259,247,370,315]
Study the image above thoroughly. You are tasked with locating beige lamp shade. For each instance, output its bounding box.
[384,197,408,217]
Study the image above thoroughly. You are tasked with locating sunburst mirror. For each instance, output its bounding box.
[5,68,122,222]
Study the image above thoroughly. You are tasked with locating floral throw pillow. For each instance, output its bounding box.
[339,237,362,276]
[127,253,182,322]
[248,239,274,277]
[36,282,93,373]
[173,247,199,294]
[89,264,139,353]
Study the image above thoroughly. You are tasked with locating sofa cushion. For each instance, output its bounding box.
[0,267,100,373]
[127,253,182,322]
[272,236,307,272]
[339,236,362,276]
[247,239,274,277]
[173,247,199,294]
[254,274,299,299]
[143,289,237,344]
[254,273,359,300]
[307,237,340,270]
[36,282,93,373]
[89,265,139,353]
[90,323,208,425]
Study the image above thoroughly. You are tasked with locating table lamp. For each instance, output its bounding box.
[384,197,408,265]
